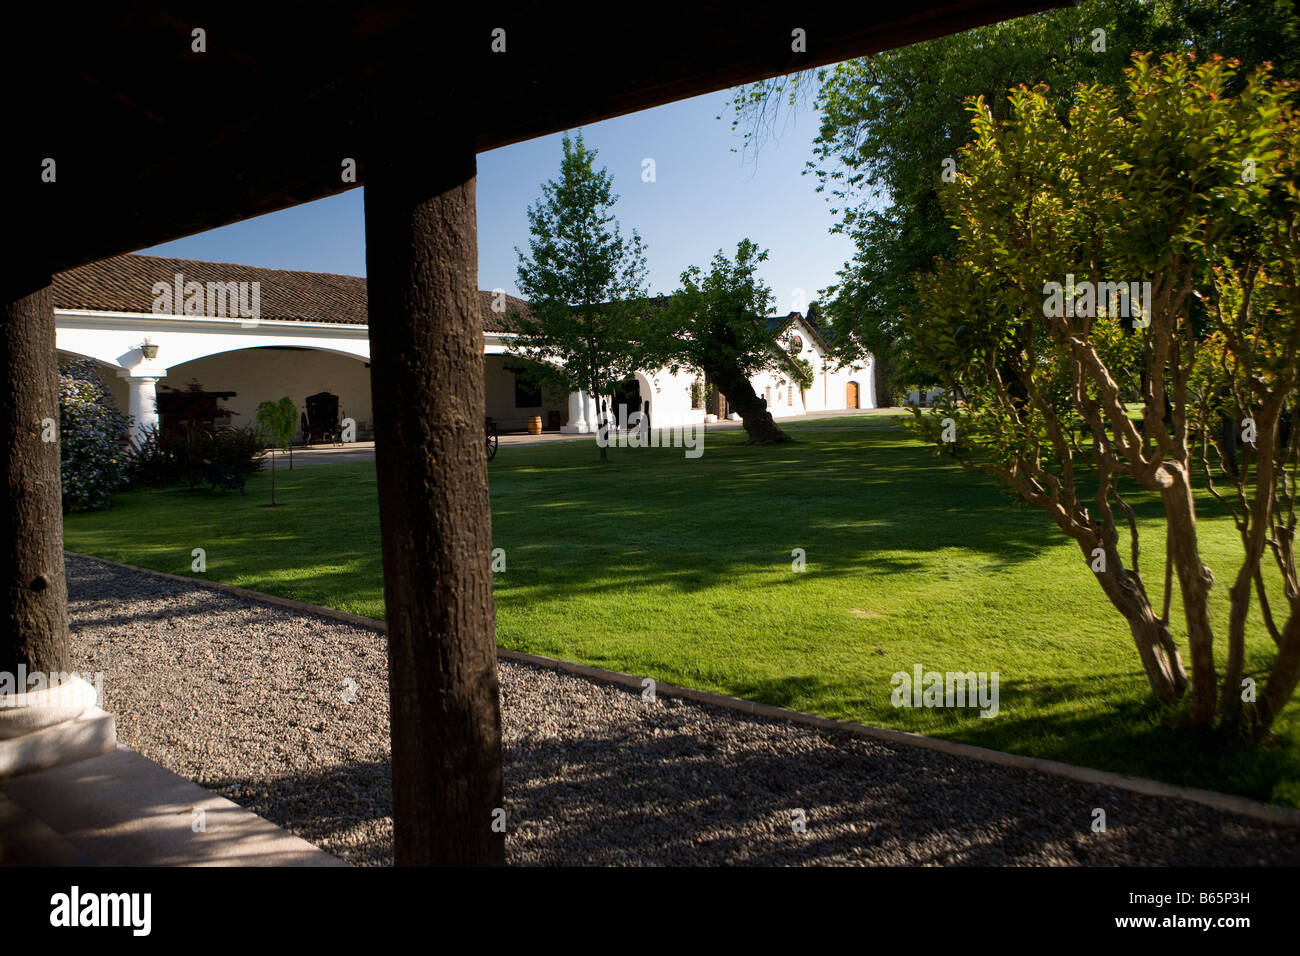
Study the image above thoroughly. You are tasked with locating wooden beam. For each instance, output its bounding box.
[363,129,504,866]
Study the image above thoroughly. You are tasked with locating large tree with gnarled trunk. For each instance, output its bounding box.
[655,239,794,445]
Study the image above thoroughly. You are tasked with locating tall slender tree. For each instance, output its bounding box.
[513,132,651,461]
[255,396,297,506]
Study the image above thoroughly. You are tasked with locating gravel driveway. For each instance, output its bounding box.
[66,553,1300,866]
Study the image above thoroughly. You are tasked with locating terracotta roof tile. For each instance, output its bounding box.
[52,253,529,332]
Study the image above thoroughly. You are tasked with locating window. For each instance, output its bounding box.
[788,385,794,405]
[514,375,542,408]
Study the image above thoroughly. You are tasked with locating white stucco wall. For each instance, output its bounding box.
[754,318,876,416]
[55,309,876,438]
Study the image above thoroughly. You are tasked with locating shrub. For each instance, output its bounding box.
[126,425,181,488]
[126,423,265,490]
[214,425,267,477]
[59,360,129,512]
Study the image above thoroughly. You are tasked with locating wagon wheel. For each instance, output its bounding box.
[485,420,499,461]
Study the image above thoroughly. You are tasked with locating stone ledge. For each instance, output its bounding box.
[0,746,345,866]
[0,707,117,780]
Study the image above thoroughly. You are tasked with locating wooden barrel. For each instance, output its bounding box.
[527,415,543,435]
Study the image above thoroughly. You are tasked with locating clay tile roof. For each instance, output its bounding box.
[51,253,529,332]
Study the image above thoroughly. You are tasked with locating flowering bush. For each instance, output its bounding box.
[59,360,129,512]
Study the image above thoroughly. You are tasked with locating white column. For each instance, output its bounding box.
[561,389,593,434]
[119,368,166,441]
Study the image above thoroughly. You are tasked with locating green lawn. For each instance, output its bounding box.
[64,413,1300,806]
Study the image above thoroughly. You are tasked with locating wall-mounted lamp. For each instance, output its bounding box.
[140,338,159,360]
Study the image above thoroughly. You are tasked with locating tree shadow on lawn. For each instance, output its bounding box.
[491,446,1066,600]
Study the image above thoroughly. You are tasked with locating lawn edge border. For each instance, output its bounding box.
[66,549,1300,829]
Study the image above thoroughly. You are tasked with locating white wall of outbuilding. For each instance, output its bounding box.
[56,310,875,441]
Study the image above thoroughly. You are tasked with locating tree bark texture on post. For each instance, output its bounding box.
[1,272,70,678]
[364,134,504,866]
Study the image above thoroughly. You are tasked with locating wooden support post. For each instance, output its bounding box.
[1,273,70,678]
[364,134,505,866]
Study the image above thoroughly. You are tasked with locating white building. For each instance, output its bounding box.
[53,254,875,441]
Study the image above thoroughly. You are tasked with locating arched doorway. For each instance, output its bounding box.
[847,381,860,409]
[609,373,653,430]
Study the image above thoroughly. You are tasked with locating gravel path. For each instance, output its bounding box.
[66,553,1300,866]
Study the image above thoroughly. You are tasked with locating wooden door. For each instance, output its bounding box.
[846,381,859,409]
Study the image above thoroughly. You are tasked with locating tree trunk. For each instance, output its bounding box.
[593,383,607,462]
[1160,464,1218,724]
[1086,539,1187,703]
[1222,405,1280,725]
[1,273,70,678]
[705,363,790,444]
[364,133,504,866]
[1260,612,1300,733]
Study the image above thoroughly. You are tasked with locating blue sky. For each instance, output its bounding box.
[142,87,854,313]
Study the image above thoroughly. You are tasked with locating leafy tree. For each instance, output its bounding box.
[513,132,651,461]
[910,53,1299,734]
[59,359,129,512]
[654,239,794,444]
[728,0,1300,389]
[255,396,297,505]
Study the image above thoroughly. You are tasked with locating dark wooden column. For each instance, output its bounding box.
[1,272,70,678]
[364,132,505,866]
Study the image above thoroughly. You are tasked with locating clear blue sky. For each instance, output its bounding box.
[142,88,852,313]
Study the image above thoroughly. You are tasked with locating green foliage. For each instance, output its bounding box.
[512,131,652,425]
[59,360,129,512]
[910,50,1300,728]
[728,0,1300,381]
[912,52,1297,480]
[791,356,815,391]
[256,396,298,451]
[653,239,782,377]
[125,425,181,488]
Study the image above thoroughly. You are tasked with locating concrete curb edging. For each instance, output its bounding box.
[65,550,1300,829]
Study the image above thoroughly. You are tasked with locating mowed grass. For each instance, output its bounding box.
[64,414,1300,806]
